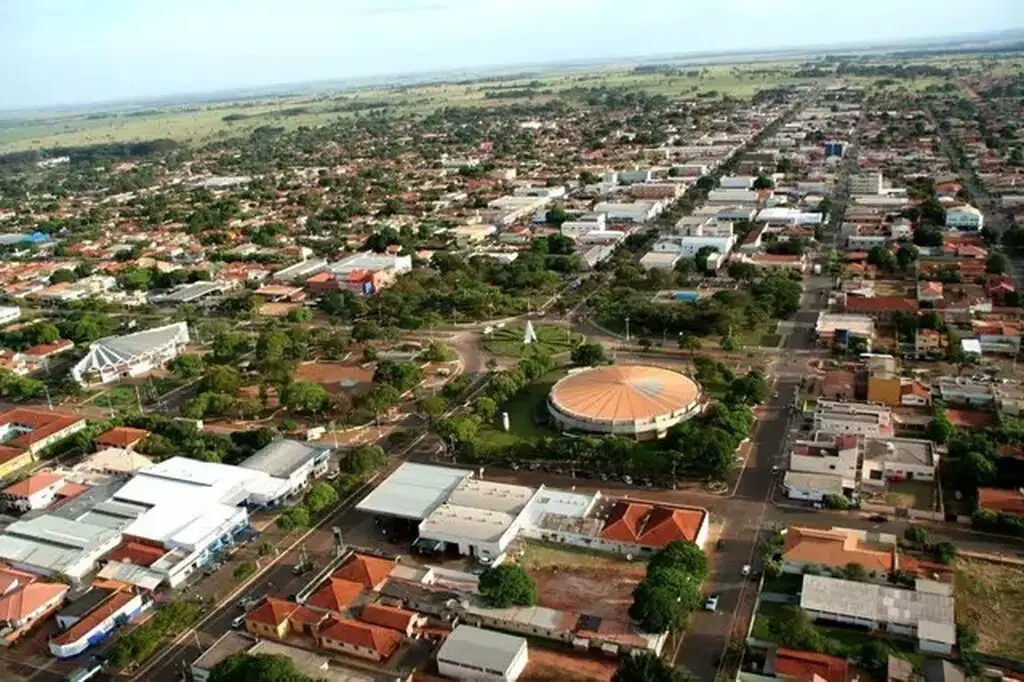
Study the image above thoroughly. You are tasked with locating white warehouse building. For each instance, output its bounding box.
[71,321,190,387]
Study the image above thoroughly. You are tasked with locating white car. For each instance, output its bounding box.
[741,565,751,577]
[704,594,719,612]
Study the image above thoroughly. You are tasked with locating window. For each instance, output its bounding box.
[869,469,882,480]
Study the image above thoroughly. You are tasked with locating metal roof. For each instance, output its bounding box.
[550,365,700,423]
[437,625,527,674]
[355,463,472,520]
[239,439,330,479]
[72,322,189,382]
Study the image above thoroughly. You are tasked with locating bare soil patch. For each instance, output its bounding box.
[955,557,1024,660]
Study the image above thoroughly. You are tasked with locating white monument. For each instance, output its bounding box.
[523,320,538,345]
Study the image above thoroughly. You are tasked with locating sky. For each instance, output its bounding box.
[2,0,1022,109]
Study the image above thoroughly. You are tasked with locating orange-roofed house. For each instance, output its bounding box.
[599,500,710,551]
[360,602,425,636]
[0,408,87,479]
[773,648,849,682]
[244,597,326,641]
[782,526,896,576]
[334,554,394,591]
[0,565,68,644]
[978,488,1024,517]
[1,472,66,512]
[94,426,150,451]
[305,577,364,615]
[315,615,403,662]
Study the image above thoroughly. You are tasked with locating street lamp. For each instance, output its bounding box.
[625,316,630,342]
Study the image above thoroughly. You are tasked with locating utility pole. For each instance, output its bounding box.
[625,317,630,343]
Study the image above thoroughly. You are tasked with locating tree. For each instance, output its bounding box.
[648,540,710,581]
[629,580,694,632]
[478,564,536,608]
[435,415,481,446]
[678,334,701,351]
[867,246,897,273]
[571,342,607,367]
[303,482,339,515]
[823,493,849,510]
[421,341,455,362]
[613,653,689,682]
[726,371,770,406]
[280,381,331,415]
[752,174,775,190]
[346,444,387,475]
[170,354,205,378]
[770,605,825,652]
[934,541,957,565]
[842,562,868,581]
[895,244,919,271]
[209,653,314,682]
[727,261,759,281]
[286,307,313,324]
[903,525,928,545]
[473,396,498,422]
[49,268,78,284]
[859,640,891,673]
[986,252,1010,275]
[926,408,954,445]
[276,506,310,531]
[373,360,423,393]
[418,394,447,421]
[694,246,718,272]
[203,365,241,395]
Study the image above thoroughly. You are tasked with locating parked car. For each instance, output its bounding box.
[741,565,751,577]
[622,475,634,485]
[231,614,246,629]
[704,594,719,612]
[868,514,889,523]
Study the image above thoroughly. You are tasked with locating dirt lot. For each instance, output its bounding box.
[522,646,618,682]
[955,557,1024,660]
[294,361,373,393]
[521,542,645,621]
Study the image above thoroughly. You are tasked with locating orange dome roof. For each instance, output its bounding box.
[550,365,700,423]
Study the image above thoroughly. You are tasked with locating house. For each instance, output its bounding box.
[972,321,1021,355]
[936,378,995,408]
[819,370,856,401]
[772,648,849,682]
[436,625,528,682]
[914,329,946,358]
[94,427,150,452]
[861,437,938,486]
[639,252,680,271]
[0,472,66,512]
[799,574,955,654]
[315,615,403,662]
[71,322,190,386]
[305,576,364,614]
[813,400,894,438]
[0,409,88,479]
[49,588,148,658]
[790,434,859,482]
[244,597,326,642]
[977,488,1024,516]
[781,526,897,576]
[598,500,710,551]
[0,565,68,645]
[900,381,931,407]
[359,602,425,636]
[944,205,984,230]
[190,632,376,682]
[917,281,944,303]
[782,472,848,502]
[334,553,395,591]
[814,313,874,351]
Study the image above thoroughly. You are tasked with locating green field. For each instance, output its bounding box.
[481,325,582,359]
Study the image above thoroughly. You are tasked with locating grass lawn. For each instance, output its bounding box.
[955,557,1024,660]
[476,369,566,446]
[481,325,582,358]
[761,572,803,595]
[884,480,936,511]
[88,385,141,414]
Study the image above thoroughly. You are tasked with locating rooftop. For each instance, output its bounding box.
[238,439,330,479]
[599,500,707,548]
[863,437,936,467]
[549,365,701,423]
[773,648,849,682]
[800,574,955,644]
[782,526,895,573]
[318,616,403,658]
[355,462,472,521]
[2,471,64,498]
[437,624,527,673]
[94,427,150,449]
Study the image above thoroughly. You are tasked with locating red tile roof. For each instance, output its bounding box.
[318,616,403,658]
[52,590,134,646]
[334,554,393,590]
[105,542,167,568]
[944,408,997,429]
[94,427,150,449]
[600,501,706,548]
[978,488,1024,516]
[845,296,918,313]
[246,597,297,628]
[22,340,73,358]
[782,526,893,573]
[360,602,417,632]
[0,409,84,451]
[306,577,363,614]
[0,580,67,623]
[775,648,849,682]
[2,472,64,498]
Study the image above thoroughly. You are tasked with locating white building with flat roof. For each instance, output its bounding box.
[813,400,893,438]
[945,205,984,230]
[437,625,528,682]
[0,306,20,327]
[355,462,472,521]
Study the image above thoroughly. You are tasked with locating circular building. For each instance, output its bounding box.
[548,365,702,440]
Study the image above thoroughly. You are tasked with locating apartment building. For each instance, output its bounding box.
[849,172,883,195]
[813,400,894,438]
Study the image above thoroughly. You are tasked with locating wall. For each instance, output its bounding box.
[317,635,382,661]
